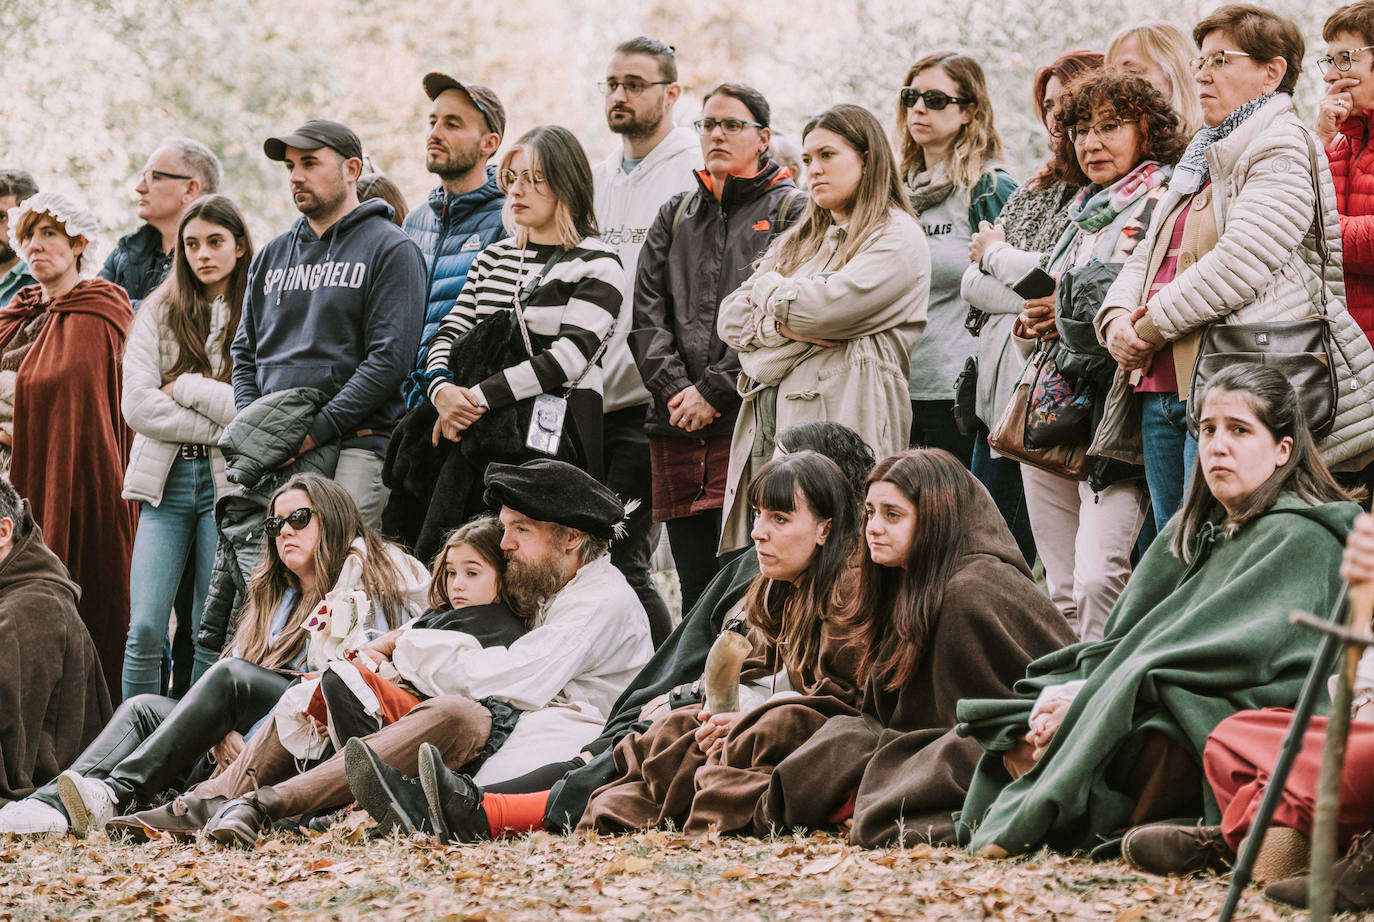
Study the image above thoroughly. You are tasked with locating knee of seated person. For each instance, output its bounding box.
[414,694,490,725]
[198,656,260,689]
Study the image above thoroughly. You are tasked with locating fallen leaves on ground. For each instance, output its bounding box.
[0,827,1303,921]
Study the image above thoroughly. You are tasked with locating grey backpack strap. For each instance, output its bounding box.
[670,190,698,237]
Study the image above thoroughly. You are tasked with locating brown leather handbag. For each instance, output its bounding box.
[988,345,1090,480]
[1186,132,1343,439]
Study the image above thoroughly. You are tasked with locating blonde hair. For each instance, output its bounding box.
[1107,22,1206,134]
[771,104,912,276]
[498,126,598,250]
[895,52,1004,196]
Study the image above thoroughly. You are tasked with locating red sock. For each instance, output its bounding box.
[482,790,549,838]
[828,788,858,825]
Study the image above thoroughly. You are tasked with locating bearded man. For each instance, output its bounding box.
[231,119,426,526]
[109,459,652,846]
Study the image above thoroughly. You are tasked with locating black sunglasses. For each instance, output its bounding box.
[900,87,970,111]
[265,506,313,537]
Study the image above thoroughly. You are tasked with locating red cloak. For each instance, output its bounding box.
[0,279,136,702]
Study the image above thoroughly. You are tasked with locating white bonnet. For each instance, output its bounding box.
[8,191,100,259]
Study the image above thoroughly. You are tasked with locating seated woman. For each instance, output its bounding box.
[0,473,426,836]
[956,363,1361,858]
[756,449,1074,846]
[579,449,863,835]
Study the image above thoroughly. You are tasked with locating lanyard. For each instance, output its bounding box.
[510,245,614,398]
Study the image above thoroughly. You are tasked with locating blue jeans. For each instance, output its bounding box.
[1139,392,1198,533]
[122,456,218,698]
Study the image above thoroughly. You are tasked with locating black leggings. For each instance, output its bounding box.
[31,657,291,815]
[482,758,587,795]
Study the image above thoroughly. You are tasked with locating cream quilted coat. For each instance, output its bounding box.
[121,296,237,504]
[1094,94,1374,467]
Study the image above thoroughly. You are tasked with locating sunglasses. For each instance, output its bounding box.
[900,87,970,111]
[265,506,313,537]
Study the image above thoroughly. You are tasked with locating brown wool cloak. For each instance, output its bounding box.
[579,604,863,836]
[757,483,1076,847]
[0,281,135,701]
[0,503,112,802]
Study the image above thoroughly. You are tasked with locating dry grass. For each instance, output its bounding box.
[0,824,1309,921]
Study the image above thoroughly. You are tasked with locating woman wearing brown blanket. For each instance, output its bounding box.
[580,449,862,835]
[756,449,1074,845]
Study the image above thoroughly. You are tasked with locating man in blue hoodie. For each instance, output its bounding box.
[231,120,426,527]
[402,73,508,408]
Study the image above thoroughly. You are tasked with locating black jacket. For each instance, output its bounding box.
[98,223,171,307]
[629,162,806,440]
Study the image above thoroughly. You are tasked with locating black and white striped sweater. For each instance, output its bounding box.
[425,238,624,410]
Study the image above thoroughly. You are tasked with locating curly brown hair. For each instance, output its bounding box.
[1052,69,1189,188]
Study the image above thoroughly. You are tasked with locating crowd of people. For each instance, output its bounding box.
[5,3,1374,911]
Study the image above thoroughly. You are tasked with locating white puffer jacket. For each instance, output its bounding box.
[1096,94,1374,466]
[121,295,237,504]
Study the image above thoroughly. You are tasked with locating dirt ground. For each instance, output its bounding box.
[0,825,1315,921]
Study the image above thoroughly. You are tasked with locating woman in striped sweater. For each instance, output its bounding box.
[424,125,624,477]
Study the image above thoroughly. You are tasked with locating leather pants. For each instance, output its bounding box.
[31,657,291,814]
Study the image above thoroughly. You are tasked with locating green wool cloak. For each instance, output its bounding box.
[955,495,1358,856]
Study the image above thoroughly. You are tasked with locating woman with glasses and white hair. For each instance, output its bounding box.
[1096,3,1374,532]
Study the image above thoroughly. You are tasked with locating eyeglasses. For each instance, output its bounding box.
[1319,45,1374,72]
[597,78,671,97]
[264,506,313,537]
[1190,50,1253,72]
[900,87,970,111]
[1067,118,1126,145]
[500,169,547,191]
[692,117,765,136]
[136,168,193,185]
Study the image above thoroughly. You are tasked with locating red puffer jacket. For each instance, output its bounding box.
[1329,112,1374,345]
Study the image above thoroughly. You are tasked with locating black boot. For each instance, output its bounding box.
[417,742,490,843]
[343,738,431,835]
[203,786,286,848]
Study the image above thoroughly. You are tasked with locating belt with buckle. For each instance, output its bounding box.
[179,444,209,461]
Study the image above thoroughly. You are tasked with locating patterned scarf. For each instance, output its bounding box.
[904,164,956,215]
[1172,93,1274,194]
[1069,161,1171,233]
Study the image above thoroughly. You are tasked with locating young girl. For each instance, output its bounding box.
[716,104,930,553]
[120,194,252,697]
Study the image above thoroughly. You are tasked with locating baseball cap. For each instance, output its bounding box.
[263,119,363,162]
[422,73,507,141]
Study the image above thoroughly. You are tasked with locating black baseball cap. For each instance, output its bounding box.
[264,119,363,162]
[422,73,507,141]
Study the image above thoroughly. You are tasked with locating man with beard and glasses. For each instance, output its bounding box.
[591,36,701,647]
[114,459,651,846]
[401,73,508,408]
[232,120,425,527]
[0,170,39,309]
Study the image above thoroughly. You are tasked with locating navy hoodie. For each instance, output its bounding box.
[231,199,426,455]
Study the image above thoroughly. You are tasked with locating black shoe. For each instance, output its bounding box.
[417,742,490,843]
[106,794,230,842]
[344,738,432,835]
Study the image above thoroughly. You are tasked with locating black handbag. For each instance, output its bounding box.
[952,356,980,436]
[1186,132,1343,439]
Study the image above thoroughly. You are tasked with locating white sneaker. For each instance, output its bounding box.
[57,770,116,836]
[0,798,68,835]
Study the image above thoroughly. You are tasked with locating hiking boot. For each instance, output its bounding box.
[203,788,285,848]
[106,794,229,842]
[1264,831,1374,911]
[1122,823,1233,875]
[344,738,431,835]
[57,770,116,837]
[417,742,490,844]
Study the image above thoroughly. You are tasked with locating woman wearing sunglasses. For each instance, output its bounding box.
[896,52,1016,472]
[0,473,428,836]
[1097,4,1374,531]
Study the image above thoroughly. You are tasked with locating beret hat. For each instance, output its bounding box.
[483,459,631,541]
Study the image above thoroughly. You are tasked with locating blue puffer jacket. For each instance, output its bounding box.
[402,166,506,407]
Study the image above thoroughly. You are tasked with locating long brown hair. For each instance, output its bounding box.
[852,450,975,691]
[742,451,859,677]
[771,104,911,276]
[895,52,1004,196]
[425,516,532,623]
[234,474,413,669]
[1172,364,1357,563]
[1028,50,1104,190]
[153,195,252,381]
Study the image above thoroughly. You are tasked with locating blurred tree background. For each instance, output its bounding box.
[1,0,1328,256]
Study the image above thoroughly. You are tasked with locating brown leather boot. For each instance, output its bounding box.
[1264,831,1374,911]
[1122,823,1233,875]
